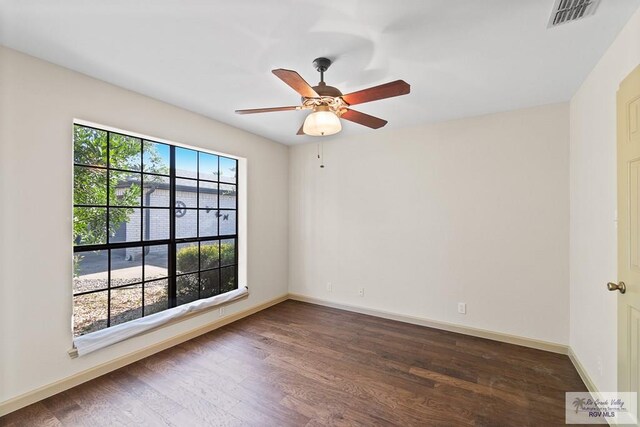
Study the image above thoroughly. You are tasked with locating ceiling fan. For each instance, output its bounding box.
[235,57,411,137]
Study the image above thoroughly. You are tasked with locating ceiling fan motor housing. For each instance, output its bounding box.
[309,82,343,98]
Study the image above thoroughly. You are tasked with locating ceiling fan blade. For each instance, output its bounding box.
[341,109,388,129]
[235,106,301,114]
[342,80,410,106]
[272,69,319,98]
[296,124,305,135]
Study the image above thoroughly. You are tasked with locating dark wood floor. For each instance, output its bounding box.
[1,300,586,426]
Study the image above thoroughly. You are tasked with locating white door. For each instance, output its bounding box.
[617,64,640,423]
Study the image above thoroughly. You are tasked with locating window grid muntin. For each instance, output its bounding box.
[73,124,238,336]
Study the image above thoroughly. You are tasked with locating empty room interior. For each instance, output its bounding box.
[2,0,640,425]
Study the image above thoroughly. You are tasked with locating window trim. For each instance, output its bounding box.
[71,119,246,340]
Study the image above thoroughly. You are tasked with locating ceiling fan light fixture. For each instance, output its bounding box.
[303,105,342,136]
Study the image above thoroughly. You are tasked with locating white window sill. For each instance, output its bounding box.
[69,286,248,358]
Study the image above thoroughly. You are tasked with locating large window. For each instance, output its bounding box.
[73,124,238,337]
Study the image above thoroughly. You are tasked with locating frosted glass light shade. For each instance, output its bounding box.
[303,106,342,136]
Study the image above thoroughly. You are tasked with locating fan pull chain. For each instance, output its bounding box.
[317,142,325,169]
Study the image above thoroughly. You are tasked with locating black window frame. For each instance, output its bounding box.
[72,123,239,336]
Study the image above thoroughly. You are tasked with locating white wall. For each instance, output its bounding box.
[289,103,570,345]
[569,6,640,393]
[0,46,289,404]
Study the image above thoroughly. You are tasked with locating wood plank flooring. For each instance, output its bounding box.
[1,300,587,426]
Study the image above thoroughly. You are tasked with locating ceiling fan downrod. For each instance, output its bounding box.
[312,57,332,84]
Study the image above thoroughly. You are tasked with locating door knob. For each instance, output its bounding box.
[607,282,626,294]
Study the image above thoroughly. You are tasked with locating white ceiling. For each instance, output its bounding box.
[1,0,639,145]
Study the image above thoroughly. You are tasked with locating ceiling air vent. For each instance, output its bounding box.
[547,0,601,28]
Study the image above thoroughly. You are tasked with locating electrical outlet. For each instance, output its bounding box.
[358,287,365,297]
[219,306,226,317]
[457,302,466,314]
[326,282,332,293]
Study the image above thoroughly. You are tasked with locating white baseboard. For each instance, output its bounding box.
[567,348,612,425]
[568,347,600,393]
[0,293,289,417]
[288,293,570,355]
